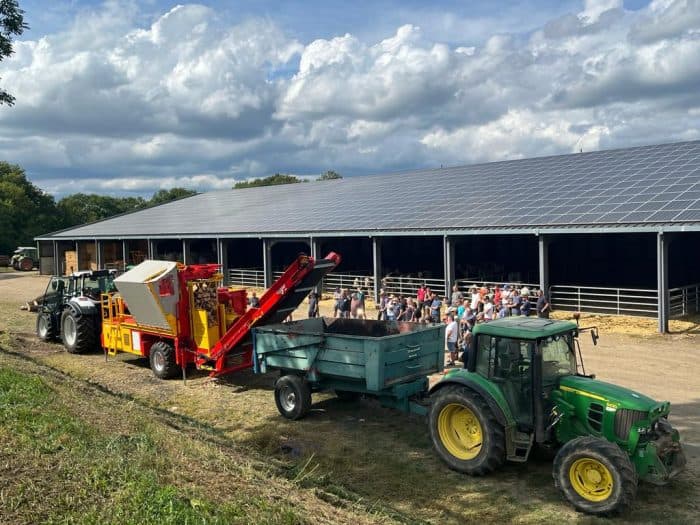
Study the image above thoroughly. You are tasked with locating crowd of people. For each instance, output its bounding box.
[327,283,551,323]
[325,282,551,367]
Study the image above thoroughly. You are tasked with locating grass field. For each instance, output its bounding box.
[0,272,698,524]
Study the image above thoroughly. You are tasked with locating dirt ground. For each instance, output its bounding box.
[1,271,699,523]
[2,270,699,448]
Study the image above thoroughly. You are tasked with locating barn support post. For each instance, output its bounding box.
[96,240,102,269]
[372,237,382,302]
[443,235,455,297]
[657,232,670,333]
[53,240,59,275]
[182,239,191,265]
[216,238,229,285]
[121,240,127,271]
[538,234,550,294]
[147,239,154,259]
[263,238,273,289]
[310,237,323,294]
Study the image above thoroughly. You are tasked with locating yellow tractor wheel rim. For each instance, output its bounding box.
[437,403,483,460]
[569,458,613,502]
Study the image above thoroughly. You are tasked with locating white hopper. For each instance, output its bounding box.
[114,260,180,332]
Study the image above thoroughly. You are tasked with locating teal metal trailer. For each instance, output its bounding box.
[253,317,445,419]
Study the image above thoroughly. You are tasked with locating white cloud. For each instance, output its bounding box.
[0,1,699,197]
[420,109,610,162]
[578,0,623,24]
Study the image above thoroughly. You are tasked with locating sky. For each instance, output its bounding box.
[1,0,699,198]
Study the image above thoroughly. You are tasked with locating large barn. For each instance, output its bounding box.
[36,140,700,332]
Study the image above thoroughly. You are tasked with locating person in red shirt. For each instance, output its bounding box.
[493,286,502,308]
[417,284,426,304]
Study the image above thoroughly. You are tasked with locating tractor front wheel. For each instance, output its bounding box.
[429,385,505,475]
[36,312,55,341]
[149,341,179,379]
[275,375,312,420]
[61,309,97,354]
[553,436,637,516]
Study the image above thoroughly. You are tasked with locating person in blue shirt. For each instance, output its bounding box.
[429,293,442,323]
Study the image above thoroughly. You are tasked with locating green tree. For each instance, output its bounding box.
[0,162,59,254]
[234,173,306,189]
[317,170,342,181]
[149,187,198,206]
[57,193,146,227]
[1,1,28,106]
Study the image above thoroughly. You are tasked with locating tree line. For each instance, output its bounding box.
[0,162,343,255]
[233,170,342,188]
[0,162,198,255]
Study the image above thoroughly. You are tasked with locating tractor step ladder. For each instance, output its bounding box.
[100,293,121,356]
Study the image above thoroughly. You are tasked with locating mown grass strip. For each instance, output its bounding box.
[0,365,306,525]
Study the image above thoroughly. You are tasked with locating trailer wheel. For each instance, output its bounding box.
[275,375,312,420]
[429,385,505,475]
[61,309,97,354]
[553,436,637,516]
[149,341,179,379]
[335,390,361,402]
[36,312,55,341]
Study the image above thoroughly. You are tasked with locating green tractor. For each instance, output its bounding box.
[36,269,116,354]
[10,246,38,271]
[428,317,685,516]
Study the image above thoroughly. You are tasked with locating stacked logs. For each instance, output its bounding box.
[192,281,218,326]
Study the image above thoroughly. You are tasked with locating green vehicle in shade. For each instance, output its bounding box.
[429,317,686,516]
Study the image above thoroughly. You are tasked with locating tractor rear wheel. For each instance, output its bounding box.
[36,312,55,341]
[553,436,637,516]
[275,375,312,420]
[61,309,97,354]
[19,257,33,271]
[429,385,505,475]
[149,341,179,379]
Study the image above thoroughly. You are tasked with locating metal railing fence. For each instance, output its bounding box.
[670,284,700,317]
[228,266,700,321]
[323,272,374,294]
[549,285,658,317]
[228,268,265,288]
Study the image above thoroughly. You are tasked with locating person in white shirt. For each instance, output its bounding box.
[483,296,494,321]
[445,314,459,366]
[470,286,481,312]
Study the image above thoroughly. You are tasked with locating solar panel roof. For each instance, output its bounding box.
[40,140,700,240]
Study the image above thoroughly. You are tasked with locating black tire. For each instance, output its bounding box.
[149,341,179,379]
[335,390,361,402]
[61,308,98,354]
[428,385,505,475]
[36,312,56,341]
[553,436,637,516]
[19,257,33,271]
[275,375,312,420]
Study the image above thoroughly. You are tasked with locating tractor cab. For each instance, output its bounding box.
[71,269,117,300]
[469,317,583,437]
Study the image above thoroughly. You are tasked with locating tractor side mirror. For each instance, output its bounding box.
[591,329,599,346]
[51,279,58,291]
